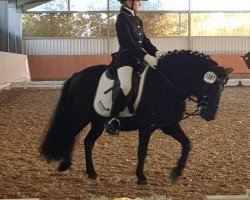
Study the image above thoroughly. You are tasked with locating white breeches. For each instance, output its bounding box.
[117,66,133,96]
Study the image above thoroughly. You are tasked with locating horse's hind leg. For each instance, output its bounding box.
[58,121,89,172]
[57,139,74,172]
[84,122,104,180]
[161,123,191,182]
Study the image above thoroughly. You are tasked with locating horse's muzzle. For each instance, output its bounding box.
[200,107,217,121]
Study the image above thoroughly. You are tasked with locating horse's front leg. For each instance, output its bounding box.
[161,123,191,182]
[136,128,153,185]
[84,123,104,180]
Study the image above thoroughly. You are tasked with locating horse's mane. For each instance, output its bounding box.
[158,50,218,73]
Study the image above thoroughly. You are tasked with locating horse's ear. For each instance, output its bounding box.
[225,68,234,76]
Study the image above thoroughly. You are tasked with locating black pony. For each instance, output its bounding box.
[40,50,233,185]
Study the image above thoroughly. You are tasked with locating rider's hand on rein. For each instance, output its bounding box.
[144,54,158,69]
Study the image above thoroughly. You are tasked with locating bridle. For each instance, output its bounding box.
[196,76,228,112]
[139,64,227,128]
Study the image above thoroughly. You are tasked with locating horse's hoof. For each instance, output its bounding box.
[137,177,148,185]
[86,172,98,180]
[137,179,147,185]
[170,168,182,182]
[57,162,71,172]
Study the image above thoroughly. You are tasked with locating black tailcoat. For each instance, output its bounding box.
[115,7,158,68]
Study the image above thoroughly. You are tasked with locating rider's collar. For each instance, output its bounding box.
[123,6,136,16]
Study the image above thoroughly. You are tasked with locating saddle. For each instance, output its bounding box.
[93,57,149,118]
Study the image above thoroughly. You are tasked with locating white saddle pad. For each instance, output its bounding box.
[93,66,149,117]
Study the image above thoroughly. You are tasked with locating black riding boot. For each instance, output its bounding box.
[105,89,127,135]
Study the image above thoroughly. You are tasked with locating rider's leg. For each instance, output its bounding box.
[117,66,133,96]
[105,66,133,135]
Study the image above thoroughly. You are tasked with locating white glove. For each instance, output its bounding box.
[144,54,158,69]
[155,50,166,59]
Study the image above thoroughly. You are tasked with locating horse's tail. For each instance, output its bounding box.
[39,78,75,161]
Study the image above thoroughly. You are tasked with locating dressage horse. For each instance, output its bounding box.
[40,50,233,185]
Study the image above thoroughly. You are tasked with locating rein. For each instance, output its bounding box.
[148,98,202,128]
[154,66,202,113]
[135,64,203,128]
[145,65,226,128]
[134,52,229,128]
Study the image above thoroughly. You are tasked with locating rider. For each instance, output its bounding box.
[105,0,164,135]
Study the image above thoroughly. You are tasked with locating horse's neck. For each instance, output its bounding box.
[155,65,193,100]
[159,52,212,99]
[163,66,202,98]
[138,70,188,118]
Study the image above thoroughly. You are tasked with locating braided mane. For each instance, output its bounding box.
[162,49,211,60]
[158,49,218,73]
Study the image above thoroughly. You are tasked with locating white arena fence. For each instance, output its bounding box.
[22,36,250,55]
[0,51,31,90]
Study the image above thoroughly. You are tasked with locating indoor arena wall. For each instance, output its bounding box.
[23,37,250,80]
